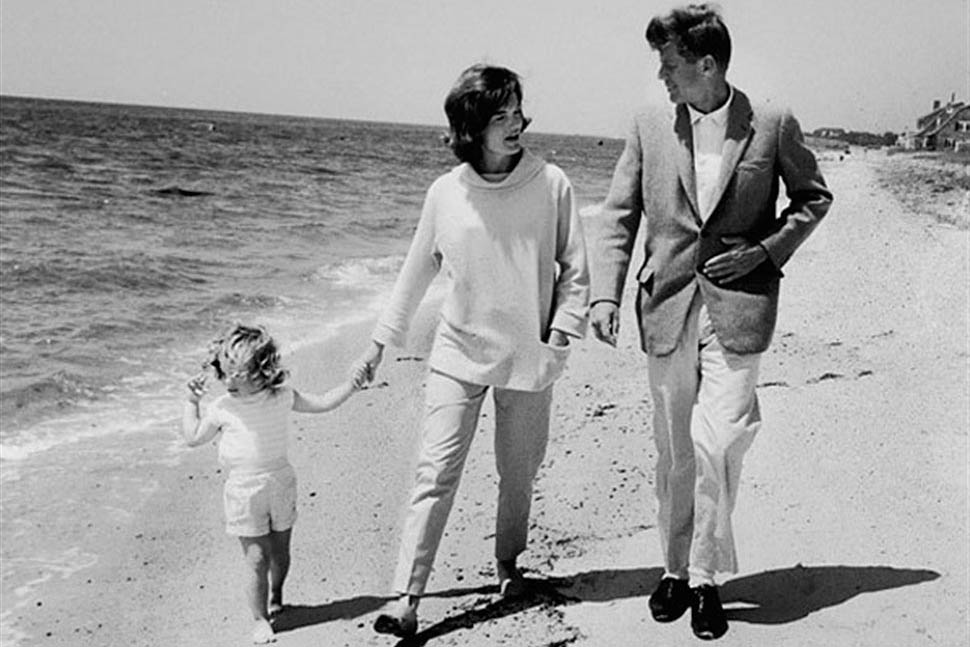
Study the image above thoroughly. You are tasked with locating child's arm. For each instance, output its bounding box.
[181,375,221,446]
[291,361,369,413]
[292,380,358,413]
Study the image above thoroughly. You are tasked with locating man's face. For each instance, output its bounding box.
[657,41,705,105]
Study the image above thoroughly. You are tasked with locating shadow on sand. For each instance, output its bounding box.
[388,564,938,646]
[272,594,394,633]
[720,564,939,624]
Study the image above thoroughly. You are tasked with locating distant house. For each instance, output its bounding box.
[902,96,970,151]
[811,127,847,139]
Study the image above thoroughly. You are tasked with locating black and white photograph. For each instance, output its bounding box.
[1,1,967,645]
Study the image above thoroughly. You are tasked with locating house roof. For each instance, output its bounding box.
[929,105,969,137]
[916,103,969,137]
[917,100,963,124]
[918,106,949,125]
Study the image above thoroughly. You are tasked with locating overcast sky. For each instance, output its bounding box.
[1,0,967,136]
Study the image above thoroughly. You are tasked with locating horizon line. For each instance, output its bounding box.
[0,92,622,140]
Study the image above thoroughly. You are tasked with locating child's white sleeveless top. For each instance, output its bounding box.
[209,386,293,475]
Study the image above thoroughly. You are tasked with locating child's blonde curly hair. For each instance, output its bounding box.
[205,323,288,392]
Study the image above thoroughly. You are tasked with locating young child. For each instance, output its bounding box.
[181,323,364,644]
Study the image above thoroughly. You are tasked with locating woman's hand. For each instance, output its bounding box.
[356,340,386,384]
[547,329,570,347]
[350,363,369,390]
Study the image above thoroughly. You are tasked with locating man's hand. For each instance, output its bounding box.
[590,301,620,347]
[702,236,768,284]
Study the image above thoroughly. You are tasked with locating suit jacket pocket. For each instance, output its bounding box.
[733,158,774,208]
[636,265,655,296]
[717,265,782,294]
[737,157,772,172]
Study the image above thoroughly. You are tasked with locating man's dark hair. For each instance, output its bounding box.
[645,4,732,71]
[443,64,530,164]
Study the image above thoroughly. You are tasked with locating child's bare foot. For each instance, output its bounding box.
[373,595,418,637]
[497,559,526,598]
[251,618,276,644]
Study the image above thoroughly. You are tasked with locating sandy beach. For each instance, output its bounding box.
[4,148,967,647]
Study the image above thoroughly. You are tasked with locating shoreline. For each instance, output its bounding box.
[1,151,967,646]
[0,296,445,647]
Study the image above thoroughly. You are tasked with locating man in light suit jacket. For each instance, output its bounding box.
[585,4,832,640]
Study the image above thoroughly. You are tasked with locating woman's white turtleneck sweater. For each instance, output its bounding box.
[372,149,589,391]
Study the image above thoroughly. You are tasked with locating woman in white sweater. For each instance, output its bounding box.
[358,64,589,637]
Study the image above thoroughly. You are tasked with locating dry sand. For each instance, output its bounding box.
[6,149,967,646]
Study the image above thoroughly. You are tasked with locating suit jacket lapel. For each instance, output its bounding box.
[708,90,754,219]
[672,106,701,222]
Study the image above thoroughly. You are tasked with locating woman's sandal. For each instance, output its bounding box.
[373,609,418,638]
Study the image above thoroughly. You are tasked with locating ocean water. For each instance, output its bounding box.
[0,96,624,642]
[0,96,623,459]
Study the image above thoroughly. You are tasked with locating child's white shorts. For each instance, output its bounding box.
[223,464,298,537]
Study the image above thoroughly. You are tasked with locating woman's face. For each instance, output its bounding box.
[480,96,524,170]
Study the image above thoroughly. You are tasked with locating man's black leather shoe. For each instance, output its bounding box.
[648,577,691,622]
[690,585,728,640]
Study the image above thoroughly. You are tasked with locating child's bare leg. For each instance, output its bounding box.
[239,535,276,643]
[267,528,292,616]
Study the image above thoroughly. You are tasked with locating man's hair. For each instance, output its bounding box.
[645,4,731,71]
[443,64,530,164]
[206,323,287,392]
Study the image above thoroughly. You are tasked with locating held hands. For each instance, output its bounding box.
[350,362,369,390]
[352,340,385,388]
[590,301,620,347]
[702,236,768,284]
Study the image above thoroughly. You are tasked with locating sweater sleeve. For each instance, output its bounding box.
[371,188,441,347]
[550,175,590,338]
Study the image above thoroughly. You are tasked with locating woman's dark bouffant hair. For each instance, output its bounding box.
[645,3,732,71]
[443,64,531,164]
